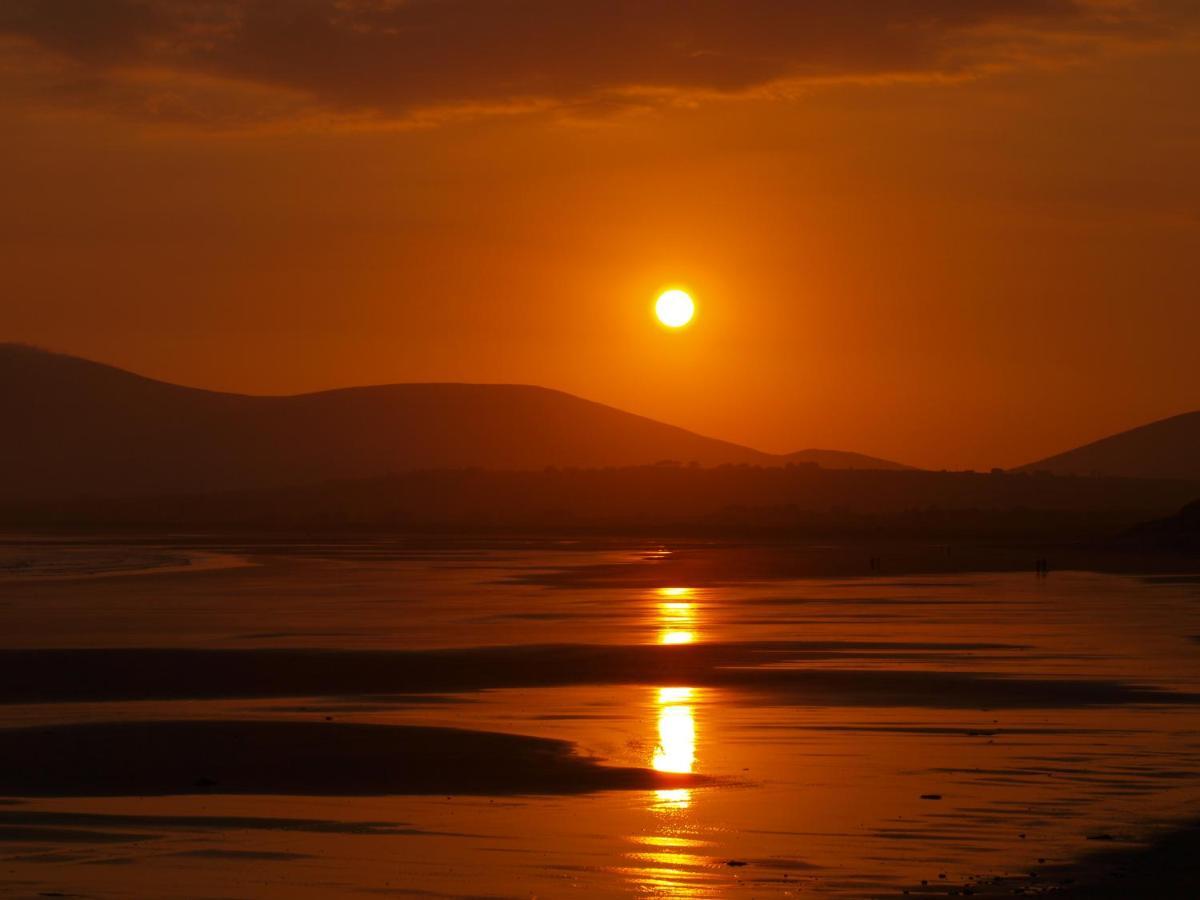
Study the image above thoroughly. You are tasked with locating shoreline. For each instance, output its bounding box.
[0,532,1197,585]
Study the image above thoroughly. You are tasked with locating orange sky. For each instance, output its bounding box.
[1,1,1198,470]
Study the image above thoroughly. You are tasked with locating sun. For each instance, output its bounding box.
[655,289,695,328]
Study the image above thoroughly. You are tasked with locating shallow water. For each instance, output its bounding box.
[2,539,1200,897]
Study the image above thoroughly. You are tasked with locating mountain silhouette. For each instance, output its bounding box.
[0,344,908,500]
[1018,411,1200,480]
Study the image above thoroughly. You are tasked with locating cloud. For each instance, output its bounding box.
[0,0,1191,126]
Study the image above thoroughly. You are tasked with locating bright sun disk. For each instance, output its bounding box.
[655,289,694,328]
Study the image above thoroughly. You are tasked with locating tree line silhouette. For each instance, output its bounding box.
[4,463,1196,537]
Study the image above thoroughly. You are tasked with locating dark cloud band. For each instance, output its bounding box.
[0,0,1183,122]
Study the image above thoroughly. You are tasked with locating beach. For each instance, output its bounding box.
[1,537,1199,897]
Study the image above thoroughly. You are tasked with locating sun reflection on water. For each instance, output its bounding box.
[657,587,698,646]
[653,590,700,811]
[653,687,697,810]
[625,680,709,894]
[622,588,714,896]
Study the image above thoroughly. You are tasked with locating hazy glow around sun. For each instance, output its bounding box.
[655,289,694,328]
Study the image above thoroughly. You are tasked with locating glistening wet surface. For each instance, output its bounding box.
[1,539,1199,897]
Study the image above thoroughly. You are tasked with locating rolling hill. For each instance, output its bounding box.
[0,344,908,500]
[1018,411,1200,480]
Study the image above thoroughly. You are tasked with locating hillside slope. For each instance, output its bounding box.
[1019,411,1200,480]
[1,345,918,499]
[2,344,781,499]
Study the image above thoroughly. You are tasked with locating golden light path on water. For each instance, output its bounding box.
[653,587,699,809]
[622,587,714,897]
[657,585,698,646]
[653,687,697,809]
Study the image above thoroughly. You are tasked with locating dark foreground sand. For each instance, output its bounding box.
[893,822,1200,897]
[0,719,701,797]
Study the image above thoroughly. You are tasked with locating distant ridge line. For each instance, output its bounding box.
[0,344,911,500]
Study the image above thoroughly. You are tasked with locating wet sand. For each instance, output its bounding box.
[2,643,1195,708]
[1,537,1199,897]
[0,720,699,797]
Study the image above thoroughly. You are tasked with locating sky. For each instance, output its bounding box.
[1,0,1198,470]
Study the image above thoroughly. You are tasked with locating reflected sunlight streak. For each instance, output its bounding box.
[624,591,712,896]
[652,686,698,811]
[651,590,701,811]
[657,589,698,646]
[653,703,696,775]
[661,630,694,645]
